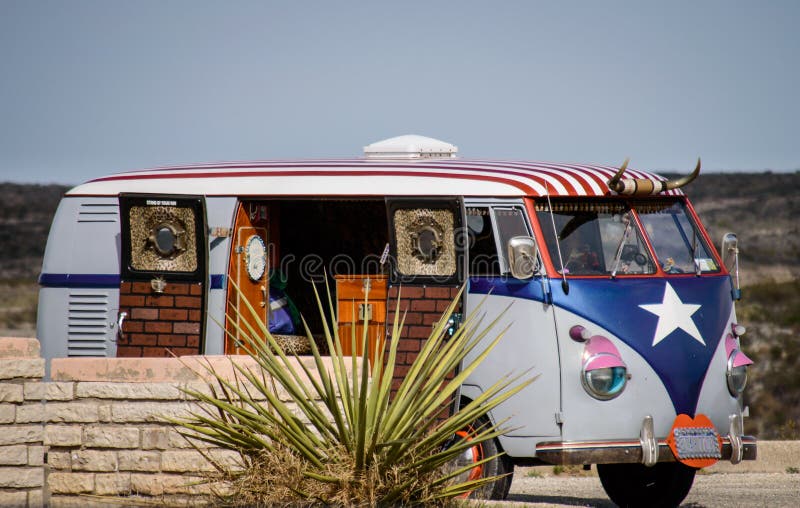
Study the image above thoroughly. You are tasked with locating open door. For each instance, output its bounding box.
[383,198,466,414]
[117,194,207,357]
[386,197,466,287]
[225,201,272,354]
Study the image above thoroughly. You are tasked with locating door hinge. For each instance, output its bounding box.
[210,226,231,238]
[555,411,565,424]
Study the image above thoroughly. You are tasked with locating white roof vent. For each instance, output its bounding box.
[363,134,458,159]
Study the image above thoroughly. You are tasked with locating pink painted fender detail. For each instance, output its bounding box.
[582,336,626,370]
[725,334,754,367]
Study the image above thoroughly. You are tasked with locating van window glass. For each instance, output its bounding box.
[635,200,719,274]
[493,207,531,273]
[466,207,500,275]
[536,201,655,276]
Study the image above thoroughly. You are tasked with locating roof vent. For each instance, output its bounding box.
[363,134,458,159]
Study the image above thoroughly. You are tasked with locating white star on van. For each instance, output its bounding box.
[639,282,705,347]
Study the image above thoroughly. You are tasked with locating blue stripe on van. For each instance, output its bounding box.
[38,273,228,289]
[38,273,120,288]
[468,276,548,302]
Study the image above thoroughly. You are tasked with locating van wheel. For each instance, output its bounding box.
[597,462,696,507]
[450,416,513,500]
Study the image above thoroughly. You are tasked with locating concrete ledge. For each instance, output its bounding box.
[0,338,40,359]
[51,354,346,384]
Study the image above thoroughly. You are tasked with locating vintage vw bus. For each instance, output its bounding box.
[37,135,755,504]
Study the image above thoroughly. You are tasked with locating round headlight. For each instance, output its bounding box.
[727,350,749,395]
[582,365,627,400]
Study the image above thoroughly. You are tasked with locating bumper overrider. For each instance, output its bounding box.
[536,414,757,466]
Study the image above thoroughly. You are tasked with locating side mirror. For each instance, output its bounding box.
[507,236,539,279]
[720,232,741,300]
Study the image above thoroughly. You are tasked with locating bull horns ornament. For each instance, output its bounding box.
[607,158,701,196]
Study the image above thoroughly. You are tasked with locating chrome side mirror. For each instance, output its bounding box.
[507,236,539,279]
[721,232,741,300]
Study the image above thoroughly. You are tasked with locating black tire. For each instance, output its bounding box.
[597,462,696,507]
[451,416,514,500]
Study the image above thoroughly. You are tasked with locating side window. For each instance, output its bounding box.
[493,207,531,273]
[466,207,500,275]
[466,206,531,276]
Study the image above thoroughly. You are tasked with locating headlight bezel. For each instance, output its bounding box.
[581,352,628,401]
[726,349,749,396]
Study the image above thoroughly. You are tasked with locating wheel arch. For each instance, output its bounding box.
[457,390,506,455]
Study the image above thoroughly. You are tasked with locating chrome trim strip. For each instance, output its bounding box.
[535,436,757,465]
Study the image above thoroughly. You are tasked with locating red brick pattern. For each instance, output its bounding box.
[117,281,204,357]
[385,285,461,394]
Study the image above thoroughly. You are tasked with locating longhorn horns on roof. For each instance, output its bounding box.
[607,158,701,196]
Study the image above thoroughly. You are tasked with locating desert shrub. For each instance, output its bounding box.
[173,282,532,506]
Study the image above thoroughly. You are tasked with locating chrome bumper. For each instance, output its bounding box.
[535,435,757,466]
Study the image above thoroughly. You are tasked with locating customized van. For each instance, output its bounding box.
[38,135,755,504]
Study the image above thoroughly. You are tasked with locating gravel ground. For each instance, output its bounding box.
[503,471,800,507]
[496,441,800,507]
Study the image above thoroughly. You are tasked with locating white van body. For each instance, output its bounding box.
[38,135,755,502]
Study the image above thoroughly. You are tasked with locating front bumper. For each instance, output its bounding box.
[536,435,757,465]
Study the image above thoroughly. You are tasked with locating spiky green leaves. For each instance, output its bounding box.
[172,280,533,505]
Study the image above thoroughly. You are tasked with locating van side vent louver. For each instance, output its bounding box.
[77,202,119,223]
[67,291,110,356]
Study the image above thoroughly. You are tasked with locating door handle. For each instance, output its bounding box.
[260,285,267,308]
[116,311,127,342]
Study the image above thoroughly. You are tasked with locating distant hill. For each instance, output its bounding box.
[0,172,798,437]
[0,183,68,280]
[678,172,800,285]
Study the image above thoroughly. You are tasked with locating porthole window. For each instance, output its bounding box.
[148,221,186,258]
[120,195,205,280]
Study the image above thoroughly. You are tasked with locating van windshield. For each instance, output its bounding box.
[635,200,719,274]
[536,199,720,276]
[536,201,656,276]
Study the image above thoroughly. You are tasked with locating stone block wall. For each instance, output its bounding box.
[0,338,46,507]
[0,337,339,507]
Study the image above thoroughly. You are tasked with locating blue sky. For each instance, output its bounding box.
[1,1,798,185]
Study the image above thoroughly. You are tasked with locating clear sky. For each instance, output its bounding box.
[1,1,798,185]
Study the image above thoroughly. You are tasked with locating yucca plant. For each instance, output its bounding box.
[172,280,533,506]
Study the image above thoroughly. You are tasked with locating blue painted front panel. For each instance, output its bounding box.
[470,275,733,416]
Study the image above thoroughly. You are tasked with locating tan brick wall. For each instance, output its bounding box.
[0,337,344,507]
[0,338,45,507]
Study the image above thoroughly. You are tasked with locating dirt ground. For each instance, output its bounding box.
[503,472,799,507]
[499,441,800,507]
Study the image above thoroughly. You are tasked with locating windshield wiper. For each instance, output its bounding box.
[610,214,633,279]
[692,228,701,276]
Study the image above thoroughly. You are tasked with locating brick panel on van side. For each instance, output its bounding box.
[386,285,461,420]
[117,281,203,357]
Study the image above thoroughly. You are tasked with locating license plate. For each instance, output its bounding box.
[672,427,722,459]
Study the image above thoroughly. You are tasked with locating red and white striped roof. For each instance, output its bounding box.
[67,158,684,198]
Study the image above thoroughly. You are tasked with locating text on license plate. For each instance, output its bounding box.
[672,427,722,459]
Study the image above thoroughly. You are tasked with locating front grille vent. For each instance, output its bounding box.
[67,291,110,356]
